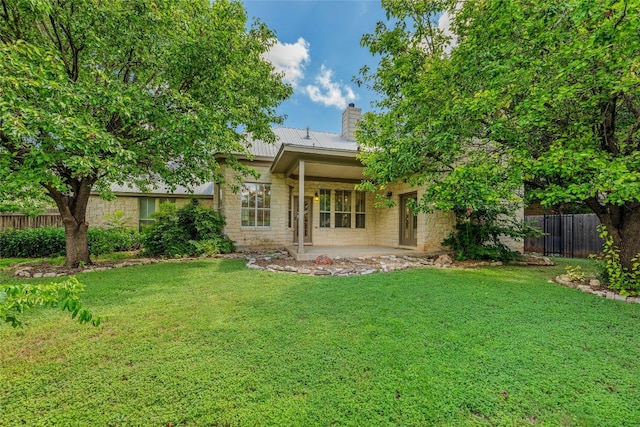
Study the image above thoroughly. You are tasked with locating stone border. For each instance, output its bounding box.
[245,252,506,277]
[553,275,640,304]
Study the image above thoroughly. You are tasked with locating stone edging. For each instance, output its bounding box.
[553,275,640,305]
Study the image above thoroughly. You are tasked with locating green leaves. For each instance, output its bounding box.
[0,277,100,328]
[359,0,640,265]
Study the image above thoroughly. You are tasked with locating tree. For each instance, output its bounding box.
[0,0,291,267]
[358,0,640,269]
[1,277,99,328]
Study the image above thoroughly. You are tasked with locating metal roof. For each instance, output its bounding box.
[109,182,214,196]
[245,127,357,159]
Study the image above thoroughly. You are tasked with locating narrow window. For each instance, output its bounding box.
[241,183,271,227]
[139,197,156,230]
[334,190,352,228]
[319,189,331,228]
[356,191,366,229]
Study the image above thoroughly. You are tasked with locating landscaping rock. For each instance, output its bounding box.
[606,292,616,300]
[360,269,377,275]
[32,272,43,278]
[577,285,593,293]
[313,269,331,276]
[266,264,284,271]
[627,297,640,304]
[435,254,453,266]
[314,255,334,265]
[589,279,601,288]
[554,274,577,287]
[297,268,311,275]
[614,294,628,302]
[283,266,298,272]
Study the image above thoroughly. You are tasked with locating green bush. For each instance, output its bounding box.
[0,227,65,258]
[590,225,640,295]
[141,200,235,257]
[0,226,140,258]
[442,206,539,262]
[87,228,141,257]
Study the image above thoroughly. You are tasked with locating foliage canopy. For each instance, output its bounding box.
[0,0,290,266]
[359,0,640,268]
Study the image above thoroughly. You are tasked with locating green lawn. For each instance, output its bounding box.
[1,258,639,426]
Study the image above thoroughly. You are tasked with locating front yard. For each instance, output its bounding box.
[1,258,639,426]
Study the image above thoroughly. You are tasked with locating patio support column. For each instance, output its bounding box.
[298,160,305,254]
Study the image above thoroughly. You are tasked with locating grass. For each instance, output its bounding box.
[1,258,639,426]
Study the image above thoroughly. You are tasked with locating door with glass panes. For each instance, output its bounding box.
[399,192,418,246]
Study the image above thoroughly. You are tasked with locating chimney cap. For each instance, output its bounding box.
[348,103,355,108]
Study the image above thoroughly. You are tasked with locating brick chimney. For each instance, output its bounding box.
[341,103,361,141]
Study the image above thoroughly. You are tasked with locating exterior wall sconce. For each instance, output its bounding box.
[314,192,319,201]
[386,192,393,198]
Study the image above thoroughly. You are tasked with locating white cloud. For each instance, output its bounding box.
[262,37,310,87]
[438,9,459,54]
[303,65,357,109]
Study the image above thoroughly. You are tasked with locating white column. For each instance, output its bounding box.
[298,160,305,253]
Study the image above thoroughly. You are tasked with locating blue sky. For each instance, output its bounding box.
[243,1,388,134]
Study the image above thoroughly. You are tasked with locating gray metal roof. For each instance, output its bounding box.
[109,182,214,196]
[245,127,357,159]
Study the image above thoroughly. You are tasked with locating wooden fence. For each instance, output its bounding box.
[0,213,63,231]
[524,214,604,258]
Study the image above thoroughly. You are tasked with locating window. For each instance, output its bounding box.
[334,190,351,228]
[241,183,271,227]
[356,191,366,228]
[319,189,331,228]
[139,197,156,229]
[288,186,292,228]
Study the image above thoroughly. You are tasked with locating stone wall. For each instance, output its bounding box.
[218,163,456,252]
[87,194,214,229]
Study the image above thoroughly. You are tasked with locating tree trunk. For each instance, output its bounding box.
[588,200,640,271]
[43,177,95,268]
[63,218,91,267]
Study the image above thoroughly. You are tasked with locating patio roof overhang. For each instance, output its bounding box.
[270,144,364,182]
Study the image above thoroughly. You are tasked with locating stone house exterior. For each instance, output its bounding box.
[214,104,458,258]
[87,104,522,259]
[86,183,214,230]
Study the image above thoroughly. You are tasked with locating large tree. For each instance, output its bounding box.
[0,0,290,267]
[358,0,640,269]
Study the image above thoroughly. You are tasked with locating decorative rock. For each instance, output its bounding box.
[266,264,284,271]
[297,268,311,275]
[627,297,640,304]
[32,272,44,278]
[43,273,57,278]
[246,263,262,270]
[314,255,334,265]
[361,269,377,275]
[577,285,593,293]
[435,254,453,266]
[614,294,627,302]
[606,292,616,300]
[283,266,298,272]
[589,279,601,288]
[592,291,606,297]
[554,274,577,287]
[313,269,331,276]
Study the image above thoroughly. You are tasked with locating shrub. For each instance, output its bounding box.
[442,206,539,262]
[87,228,141,257]
[141,200,235,257]
[590,225,640,295]
[0,227,65,258]
[0,227,141,258]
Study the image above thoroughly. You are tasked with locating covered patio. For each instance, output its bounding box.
[284,245,427,261]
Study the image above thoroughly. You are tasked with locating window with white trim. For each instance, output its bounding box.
[319,189,331,228]
[356,191,366,228]
[241,183,271,227]
[334,190,351,228]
